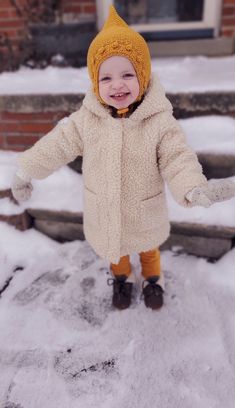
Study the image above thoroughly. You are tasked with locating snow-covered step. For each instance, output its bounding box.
[1,56,235,95]
[1,91,235,118]
[181,115,235,178]
[162,222,235,259]
[0,199,234,259]
[13,207,235,260]
[171,92,235,119]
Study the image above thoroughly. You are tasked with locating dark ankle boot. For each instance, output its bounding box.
[107,274,133,310]
[142,276,164,310]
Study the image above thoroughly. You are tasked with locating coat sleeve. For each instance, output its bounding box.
[157,113,208,207]
[17,109,84,180]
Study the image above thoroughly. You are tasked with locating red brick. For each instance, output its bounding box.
[222,16,235,24]
[1,112,55,121]
[3,30,22,39]
[0,135,5,145]
[63,5,82,13]
[0,122,53,133]
[54,111,71,121]
[2,111,71,123]
[0,19,24,28]
[0,0,11,7]
[223,0,235,4]
[83,4,96,13]
[61,0,91,4]
[221,28,235,36]
[0,10,10,18]
[9,9,22,19]
[222,5,235,15]
[20,122,54,133]
[6,135,39,145]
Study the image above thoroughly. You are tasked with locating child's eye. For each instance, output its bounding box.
[123,73,134,78]
[100,76,111,82]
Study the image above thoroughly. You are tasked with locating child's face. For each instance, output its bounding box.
[98,56,140,109]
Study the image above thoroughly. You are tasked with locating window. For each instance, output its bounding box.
[96,0,222,40]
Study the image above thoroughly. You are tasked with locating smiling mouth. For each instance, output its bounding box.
[110,92,130,98]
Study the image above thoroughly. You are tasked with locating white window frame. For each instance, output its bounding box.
[96,0,222,37]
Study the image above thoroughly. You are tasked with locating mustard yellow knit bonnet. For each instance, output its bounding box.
[87,5,151,105]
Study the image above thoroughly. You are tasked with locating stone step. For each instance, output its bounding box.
[0,204,234,259]
[161,234,232,259]
[27,208,83,223]
[27,209,235,260]
[34,218,85,242]
[1,91,235,118]
[161,221,235,259]
[197,153,235,179]
[169,92,235,119]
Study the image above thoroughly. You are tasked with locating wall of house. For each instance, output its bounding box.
[0,0,26,55]
[60,0,96,23]
[0,0,96,69]
[0,110,68,151]
[1,0,235,41]
[221,0,235,37]
[1,0,235,60]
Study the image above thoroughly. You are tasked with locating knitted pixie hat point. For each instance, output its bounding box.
[87,5,151,105]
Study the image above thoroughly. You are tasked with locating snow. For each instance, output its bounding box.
[180,115,235,155]
[1,221,235,407]
[0,150,84,215]
[167,185,235,226]
[0,55,235,95]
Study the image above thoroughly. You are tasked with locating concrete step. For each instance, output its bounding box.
[1,190,234,260]
[27,208,235,260]
[197,152,235,179]
[1,91,235,118]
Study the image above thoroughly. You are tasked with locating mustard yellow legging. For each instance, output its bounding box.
[110,248,161,279]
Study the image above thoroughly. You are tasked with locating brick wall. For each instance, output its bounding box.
[0,0,26,41]
[0,110,71,151]
[0,93,84,151]
[60,0,96,23]
[0,92,235,151]
[221,0,235,37]
[0,0,26,54]
[0,0,96,71]
[1,0,235,64]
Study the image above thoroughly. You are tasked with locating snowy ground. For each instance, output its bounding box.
[0,55,235,95]
[1,221,235,408]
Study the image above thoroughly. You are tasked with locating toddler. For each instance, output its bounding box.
[12,6,235,311]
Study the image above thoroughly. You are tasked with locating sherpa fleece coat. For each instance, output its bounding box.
[18,73,207,263]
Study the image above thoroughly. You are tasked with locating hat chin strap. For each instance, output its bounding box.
[116,107,129,115]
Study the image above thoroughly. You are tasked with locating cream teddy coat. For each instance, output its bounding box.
[18,74,207,263]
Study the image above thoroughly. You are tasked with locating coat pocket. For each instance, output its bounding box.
[140,192,166,230]
[84,186,99,230]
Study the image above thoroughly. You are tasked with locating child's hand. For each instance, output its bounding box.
[186,179,235,208]
[11,174,33,202]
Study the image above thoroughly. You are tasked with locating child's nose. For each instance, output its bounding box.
[112,78,124,90]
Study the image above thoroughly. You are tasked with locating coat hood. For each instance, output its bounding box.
[82,73,173,123]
